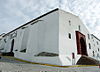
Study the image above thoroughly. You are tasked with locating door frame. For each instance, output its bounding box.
[76,31,88,56]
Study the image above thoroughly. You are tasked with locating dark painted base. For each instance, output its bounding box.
[2,52,14,56]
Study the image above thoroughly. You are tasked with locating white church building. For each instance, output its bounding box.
[0,8,100,66]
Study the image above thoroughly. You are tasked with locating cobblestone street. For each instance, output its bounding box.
[0,56,61,72]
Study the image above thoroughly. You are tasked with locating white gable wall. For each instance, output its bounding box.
[59,9,93,65]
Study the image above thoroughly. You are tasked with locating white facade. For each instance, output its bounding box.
[0,8,100,66]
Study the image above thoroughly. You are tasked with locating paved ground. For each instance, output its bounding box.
[0,56,100,72]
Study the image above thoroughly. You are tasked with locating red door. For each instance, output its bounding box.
[76,31,88,56]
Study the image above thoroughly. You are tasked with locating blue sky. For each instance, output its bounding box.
[0,0,100,38]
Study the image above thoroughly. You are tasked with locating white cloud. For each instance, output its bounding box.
[63,0,100,38]
[95,26,100,31]
[0,0,100,39]
[59,0,71,12]
[0,0,58,34]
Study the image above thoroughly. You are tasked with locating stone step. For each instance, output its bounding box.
[77,55,100,65]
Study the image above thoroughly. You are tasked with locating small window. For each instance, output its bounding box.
[88,34,90,39]
[78,25,81,31]
[68,33,71,39]
[89,43,91,49]
[98,48,99,51]
[93,51,95,57]
[97,41,99,45]
[69,20,71,25]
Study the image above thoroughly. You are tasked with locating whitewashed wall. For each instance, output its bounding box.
[0,37,5,52]
[0,9,100,66]
[90,35,100,60]
[59,9,100,65]
[14,10,62,65]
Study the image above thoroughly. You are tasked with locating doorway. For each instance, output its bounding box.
[80,37,87,55]
[11,39,14,52]
[76,31,88,56]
